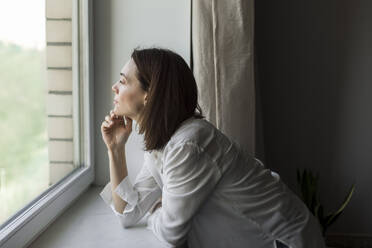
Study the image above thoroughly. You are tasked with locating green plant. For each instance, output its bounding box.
[296,168,355,236]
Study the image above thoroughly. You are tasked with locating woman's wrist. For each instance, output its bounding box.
[107,147,128,175]
[107,145,125,155]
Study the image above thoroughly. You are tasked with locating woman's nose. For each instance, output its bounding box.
[112,83,118,93]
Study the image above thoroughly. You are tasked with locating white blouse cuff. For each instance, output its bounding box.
[99,181,113,206]
[99,177,139,214]
[100,182,125,216]
[114,176,139,206]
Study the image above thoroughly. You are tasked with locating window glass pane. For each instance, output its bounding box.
[0,0,77,227]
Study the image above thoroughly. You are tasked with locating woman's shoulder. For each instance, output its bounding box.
[166,117,215,149]
[159,118,225,165]
[144,118,215,165]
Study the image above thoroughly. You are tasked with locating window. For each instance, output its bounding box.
[0,1,94,247]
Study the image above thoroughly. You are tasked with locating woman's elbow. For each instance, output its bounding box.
[118,216,136,229]
[121,223,132,229]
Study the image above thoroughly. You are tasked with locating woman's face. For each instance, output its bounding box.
[112,58,147,121]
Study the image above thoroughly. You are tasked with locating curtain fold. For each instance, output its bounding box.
[192,0,256,155]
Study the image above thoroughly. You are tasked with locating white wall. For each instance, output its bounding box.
[93,0,190,185]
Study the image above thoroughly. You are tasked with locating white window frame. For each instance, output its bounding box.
[0,1,94,247]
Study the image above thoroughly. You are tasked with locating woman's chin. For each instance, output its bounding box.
[113,108,127,117]
[112,108,121,116]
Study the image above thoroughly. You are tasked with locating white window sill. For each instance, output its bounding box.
[27,185,164,248]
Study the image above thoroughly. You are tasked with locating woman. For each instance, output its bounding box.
[99,47,326,248]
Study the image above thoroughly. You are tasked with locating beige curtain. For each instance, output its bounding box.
[192,0,255,155]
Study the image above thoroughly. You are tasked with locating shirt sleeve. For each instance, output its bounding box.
[99,151,162,228]
[146,142,222,247]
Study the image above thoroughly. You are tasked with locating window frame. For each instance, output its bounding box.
[0,1,94,247]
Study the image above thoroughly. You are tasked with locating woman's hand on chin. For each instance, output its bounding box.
[101,110,133,151]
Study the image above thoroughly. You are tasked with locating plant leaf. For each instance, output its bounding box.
[333,184,355,216]
[326,184,355,227]
[325,211,343,229]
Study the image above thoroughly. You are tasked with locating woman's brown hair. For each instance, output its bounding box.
[131,47,204,152]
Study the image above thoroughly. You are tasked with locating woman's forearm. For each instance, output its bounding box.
[108,148,128,214]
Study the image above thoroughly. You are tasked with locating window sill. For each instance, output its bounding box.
[27,185,164,248]
[0,166,94,248]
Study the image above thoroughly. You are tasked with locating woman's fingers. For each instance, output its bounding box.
[110,110,116,119]
[105,115,114,126]
[110,110,121,120]
[105,111,132,130]
[109,110,125,125]
[101,120,111,132]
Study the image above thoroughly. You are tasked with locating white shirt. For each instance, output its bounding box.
[100,117,326,248]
